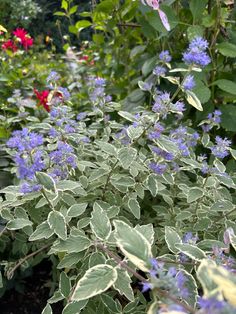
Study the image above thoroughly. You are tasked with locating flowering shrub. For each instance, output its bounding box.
[1,32,236,313]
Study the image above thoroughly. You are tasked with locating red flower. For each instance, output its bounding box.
[22,37,33,49]
[34,88,50,112]
[13,28,33,50]
[13,28,27,41]
[2,39,18,52]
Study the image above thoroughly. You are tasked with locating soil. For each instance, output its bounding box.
[0,260,63,314]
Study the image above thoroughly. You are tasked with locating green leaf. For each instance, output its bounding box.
[96,141,117,156]
[57,252,85,269]
[175,243,206,261]
[42,304,52,314]
[221,105,236,131]
[7,218,32,230]
[59,272,71,298]
[187,187,204,203]
[69,5,78,15]
[210,200,233,212]
[165,226,182,254]
[89,168,110,182]
[185,90,203,111]
[130,45,146,59]
[213,79,236,95]
[89,252,106,268]
[113,268,134,302]
[127,198,140,219]
[100,294,121,313]
[62,300,88,314]
[142,56,158,76]
[135,224,154,245]
[189,0,207,21]
[67,203,88,217]
[61,0,68,10]
[52,235,91,253]
[48,211,67,240]
[29,222,53,241]
[75,20,92,32]
[217,42,236,58]
[36,172,56,192]
[114,220,152,272]
[71,265,117,301]
[118,147,137,169]
[127,126,143,140]
[54,11,66,16]
[90,202,111,240]
[118,111,136,122]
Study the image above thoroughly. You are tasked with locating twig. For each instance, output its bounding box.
[7,244,50,279]
[117,23,141,28]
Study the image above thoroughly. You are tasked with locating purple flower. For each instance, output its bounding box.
[170,101,186,113]
[20,182,41,194]
[159,50,172,62]
[183,232,198,244]
[141,282,152,293]
[210,136,231,159]
[7,128,44,152]
[152,146,174,161]
[176,272,189,298]
[149,162,167,175]
[95,77,106,87]
[49,141,77,180]
[77,112,87,121]
[153,65,167,76]
[198,297,225,314]
[58,87,70,101]
[182,75,196,90]
[47,71,60,83]
[152,92,170,118]
[183,36,211,67]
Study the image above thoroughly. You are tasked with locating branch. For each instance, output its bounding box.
[7,244,50,279]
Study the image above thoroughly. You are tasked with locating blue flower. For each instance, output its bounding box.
[159,50,172,62]
[141,282,152,293]
[211,136,231,159]
[20,182,41,194]
[46,71,60,83]
[7,128,44,152]
[153,65,167,77]
[58,87,70,101]
[198,297,226,314]
[182,75,196,90]
[149,162,167,175]
[152,92,170,118]
[183,36,211,67]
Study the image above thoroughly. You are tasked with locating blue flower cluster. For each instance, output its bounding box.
[211,136,231,159]
[170,126,199,157]
[183,36,211,68]
[142,258,190,301]
[49,141,77,180]
[88,76,112,107]
[7,128,45,193]
[202,110,222,132]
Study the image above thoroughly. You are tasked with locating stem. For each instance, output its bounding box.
[97,243,196,314]
[41,188,54,210]
[7,244,50,279]
[102,160,119,200]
